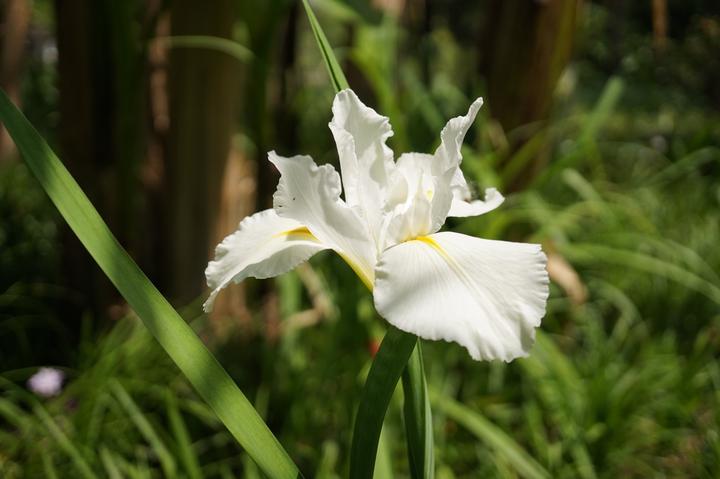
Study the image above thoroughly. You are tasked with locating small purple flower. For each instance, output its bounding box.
[27,367,65,397]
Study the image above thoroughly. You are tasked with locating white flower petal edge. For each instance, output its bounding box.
[431,97,505,218]
[373,232,549,362]
[204,209,327,312]
[448,187,505,217]
[269,151,377,287]
[435,97,483,174]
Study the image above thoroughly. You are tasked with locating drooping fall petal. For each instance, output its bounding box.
[373,231,549,361]
[204,209,327,312]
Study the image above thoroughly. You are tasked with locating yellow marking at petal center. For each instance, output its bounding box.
[416,235,449,258]
[415,236,464,275]
[338,251,374,292]
[274,226,317,240]
[275,226,374,291]
[416,235,486,312]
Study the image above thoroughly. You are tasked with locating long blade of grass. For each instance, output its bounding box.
[402,341,434,479]
[519,334,595,479]
[33,404,97,479]
[156,35,253,63]
[110,381,177,478]
[564,243,720,305]
[350,326,417,479]
[105,449,147,479]
[0,89,300,479]
[166,392,203,479]
[301,0,350,91]
[535,77,623,186]
[315,441,340,479]
[40,450,61,479]
[432,395,550,479]
[99,447,124,479]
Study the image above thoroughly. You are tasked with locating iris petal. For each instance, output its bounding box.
[329,90,396,245]
[448,187,505,217]
[204,209,327,312]
[270,151,377,286]
[373,231,549,362]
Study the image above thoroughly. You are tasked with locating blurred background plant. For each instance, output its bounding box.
[1,0,719,477]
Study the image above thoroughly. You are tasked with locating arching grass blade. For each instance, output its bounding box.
[301,0,350,92]
[433,394,550,479]
[0,89,301,479]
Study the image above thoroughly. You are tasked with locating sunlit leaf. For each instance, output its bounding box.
[0,89,300,479]
[301,0,350,92]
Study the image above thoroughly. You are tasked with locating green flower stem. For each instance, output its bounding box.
[402,341,434,479]
[350,326,417,479]
[301,1,436,476]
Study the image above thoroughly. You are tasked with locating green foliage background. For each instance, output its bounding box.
[1,0,719,477]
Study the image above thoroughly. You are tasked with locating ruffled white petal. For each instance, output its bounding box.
[269,151,377,287]
[433,97,506,218]
[330,89,395,204]
[448,187,505,217]
[373,231,548,362]
[434,97,483,174]
[204,209,327,312]
[330,89,395,244]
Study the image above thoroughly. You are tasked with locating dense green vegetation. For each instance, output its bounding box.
[1,0,719,477]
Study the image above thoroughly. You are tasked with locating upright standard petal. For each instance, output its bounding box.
[204,209,327,312]
[269,152,377,288]
[434,97,483,174]
[330,89,395,204]
[433,97,506,218]
[373,232,549,362]
[329,89,395,244]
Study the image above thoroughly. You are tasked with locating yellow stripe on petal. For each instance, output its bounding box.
[338,251,375,292]
[274,226,318,240]
[416,235,443,252]
[374,231,549,362]
[275,226,374,291]
[416,235,479,300]
[416,235,454,264]
[204,210,328,312]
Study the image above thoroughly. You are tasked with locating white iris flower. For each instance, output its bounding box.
[205,89,549,362]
